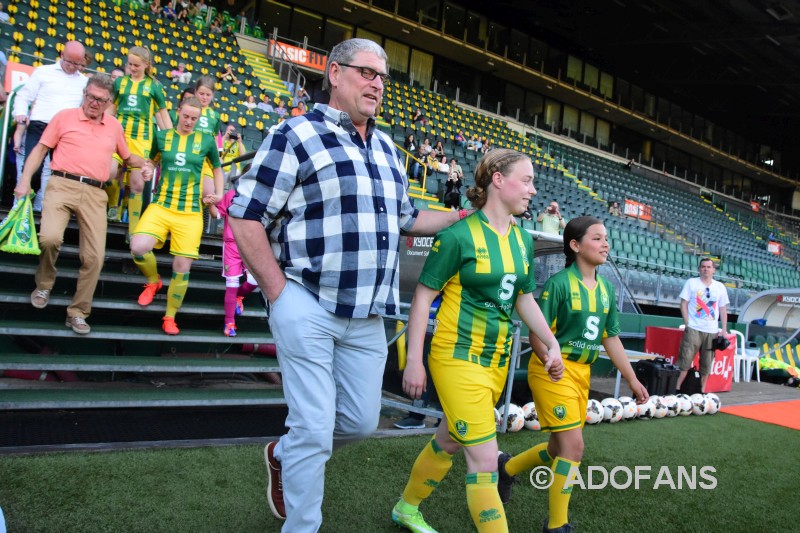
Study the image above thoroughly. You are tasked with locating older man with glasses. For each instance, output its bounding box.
[14,74,147,335]
[229,38,467,532]
[12,40,89,210]
[676,257,730,393]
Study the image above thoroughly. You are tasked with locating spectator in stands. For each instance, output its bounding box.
[196,0,208,15]
[403,133,416,154]
[293,86,310,107]
[220,124,246,177]
[467,134,479,151]
[411,137,432,179]
[210,17,222,34]
[454,130,466,148]
[257,93,274,113]
[170,62,192,85]
[474,136,484,152]
[161,2,177,20]
[443,157,463,209]
[242,94,257,110]
[412,107,426,125]
[274,100,287,118]
[13,40,88,212]
[227,37,466,532]
[130,96,224,336]
[625,158,635,170]
[481,137,493,154]
[537,200,567,234]
[149,0,161,17]
[0,3,10,24]
[608,200,621,217]
[218,63,240,85]
[177,0,195,21]
[676,258,729,393]
[433,140,445,158]
[290,100,306,117]
[15,74,146,335]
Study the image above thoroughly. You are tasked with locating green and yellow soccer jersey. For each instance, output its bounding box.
[195,106,222,137]
[113,76,167,141]
[538,262,620,365]
[150,129,221,213]
[420,211,535,368]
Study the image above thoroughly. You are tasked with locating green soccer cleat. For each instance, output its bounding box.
[391,500,438,533]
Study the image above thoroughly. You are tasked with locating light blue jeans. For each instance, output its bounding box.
[269,279,388,533]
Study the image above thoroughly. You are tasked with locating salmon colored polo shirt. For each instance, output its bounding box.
[40,107,131,182]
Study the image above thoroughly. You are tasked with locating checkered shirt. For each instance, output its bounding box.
[228,104,419,318]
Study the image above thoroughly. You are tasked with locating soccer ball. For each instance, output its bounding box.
[662,395,680,417]
[637,399,654,420]
[705,393,721,414]
[505,403,525,432]
[522,402,541,431]
[675,394,693,416]
[601,398,623,423]
[652,396,669,419]
[690,393,708,415]
[618,396,638,420]
[586,399,603,425]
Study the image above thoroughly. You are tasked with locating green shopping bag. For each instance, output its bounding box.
[0,193,40,255]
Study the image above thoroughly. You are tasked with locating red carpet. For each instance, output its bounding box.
[721,399,800,430]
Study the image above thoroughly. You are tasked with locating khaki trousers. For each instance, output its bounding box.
[35,175,108,319]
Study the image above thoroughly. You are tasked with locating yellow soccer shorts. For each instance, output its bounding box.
[113,137,151,166]
[134,203,203,259]
[528,356,591,433]
[429,352,508,447]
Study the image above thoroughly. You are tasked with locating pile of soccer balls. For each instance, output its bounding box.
[494,393,721,432]
[585,393,721,425]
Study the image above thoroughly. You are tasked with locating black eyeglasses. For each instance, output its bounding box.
[337,63,390,83]
[706,287,711,298]
[84,93,111,105]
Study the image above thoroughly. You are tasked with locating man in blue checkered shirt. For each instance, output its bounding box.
[228,38,466,532]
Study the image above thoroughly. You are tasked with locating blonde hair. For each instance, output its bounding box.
[466,149,530,209]
[128,46,154,79]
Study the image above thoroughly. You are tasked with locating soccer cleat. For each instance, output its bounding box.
[264,441,286,520]
[235,296,245,316]
[224,323,237,337]
[542,518,575,533]
[394,416,425,430]
[138,278,163,306]
[162,316,180,335]
[31,288,51,309]
[497,451,516,504]
[391,500,438,533]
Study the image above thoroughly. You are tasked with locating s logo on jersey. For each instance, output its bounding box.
[498,274,517,301]
[582,316,600,340]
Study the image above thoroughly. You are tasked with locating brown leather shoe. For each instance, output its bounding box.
[264,441,286,520]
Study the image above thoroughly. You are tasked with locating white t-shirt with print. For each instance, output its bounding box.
[679,277,729,333]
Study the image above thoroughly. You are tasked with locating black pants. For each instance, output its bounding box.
[24,120,49,192]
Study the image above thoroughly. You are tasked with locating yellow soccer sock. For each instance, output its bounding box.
[127,193,143,234]
[465,472,508,532]
[401,438,454,506]
[165,272,190,318]
[548,457,580,529]
[505,442,553,476]
[106,180,121,212]
[132,252,159,283]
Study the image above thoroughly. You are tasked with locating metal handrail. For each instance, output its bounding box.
[0,85,23,193]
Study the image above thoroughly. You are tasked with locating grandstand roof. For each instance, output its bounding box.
[460,0,800,178]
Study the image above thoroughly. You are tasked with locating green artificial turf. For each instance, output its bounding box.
[0,413,796,532]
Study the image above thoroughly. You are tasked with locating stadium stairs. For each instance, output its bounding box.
[0,212,283,411]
